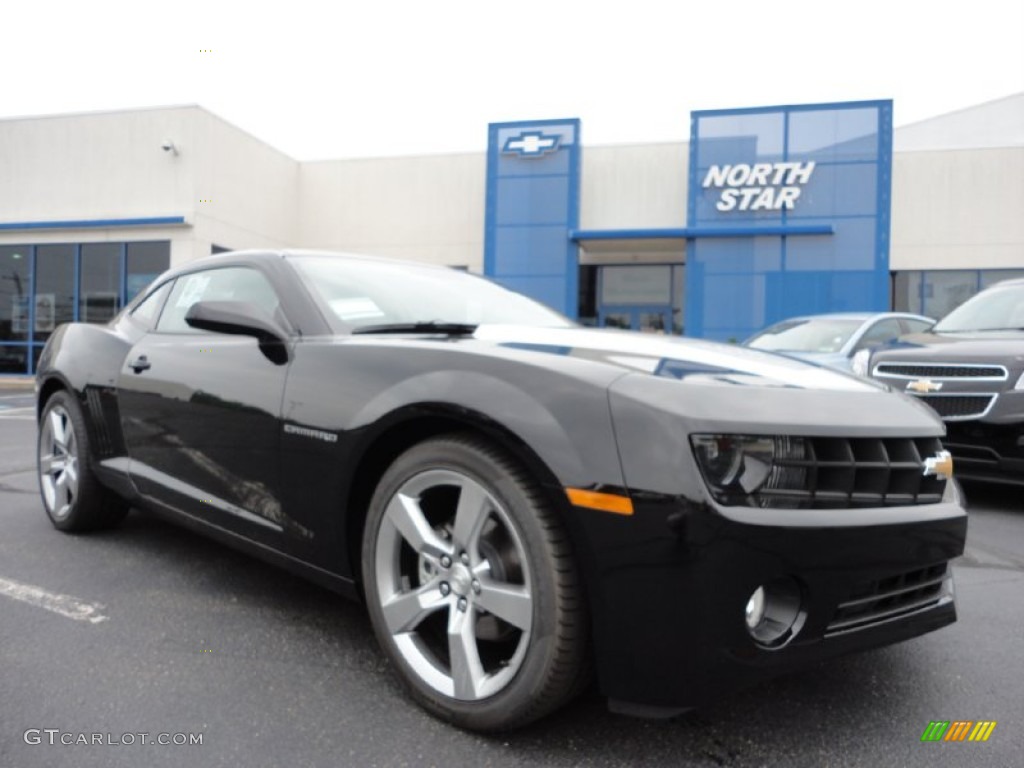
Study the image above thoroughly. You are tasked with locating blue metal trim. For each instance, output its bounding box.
[566,121,581,318]
[119,243,128,306]
[875,100,894,307]
[488,118,581,130]
[73,243,81,322]
[495,221,575,229]
[781,110,789,271]
[692,99,893,118]
[570,225,834,241]
[687,112,699,228]
[483,123,499,278]
[0,216,186,232]
[27,245,36,374]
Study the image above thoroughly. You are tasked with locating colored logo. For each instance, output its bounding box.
[502,131,560,157]
[921,720,996,742]
[922,450,954,480]
[907,379,943,393]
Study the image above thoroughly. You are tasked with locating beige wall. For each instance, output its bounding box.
[298,153,485,268]
[0,107,197,223]
[891,147,1024,271]
[187,110,299,265]
[0,106,300,268]
[579,143,688,230]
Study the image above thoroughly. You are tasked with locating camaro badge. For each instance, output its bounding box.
[907,379,942,393]
[284,423,338,443]
[923,450,954,480]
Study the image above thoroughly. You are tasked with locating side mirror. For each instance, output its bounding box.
[185,301,289,364]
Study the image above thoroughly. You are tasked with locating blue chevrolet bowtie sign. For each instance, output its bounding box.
[485,119,581,316]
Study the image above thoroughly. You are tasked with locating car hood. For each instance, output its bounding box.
[471,325,877,392]
[871,331,1024,364]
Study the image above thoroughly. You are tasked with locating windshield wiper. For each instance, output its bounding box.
[352,321,478,336]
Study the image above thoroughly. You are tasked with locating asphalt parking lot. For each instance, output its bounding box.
[1,387,1022,768]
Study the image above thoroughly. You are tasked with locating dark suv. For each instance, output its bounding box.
[869,278,1024,485]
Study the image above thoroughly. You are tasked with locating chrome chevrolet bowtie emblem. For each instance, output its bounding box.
[907,379,942,393]
[923,450,954,480]
[502,131,561,157]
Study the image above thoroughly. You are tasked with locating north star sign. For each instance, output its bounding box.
[702,161,816,212]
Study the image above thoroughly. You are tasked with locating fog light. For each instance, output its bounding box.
[745,587,766,629]
[744,577,806,648]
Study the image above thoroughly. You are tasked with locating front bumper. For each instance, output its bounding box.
[573,493,966,711]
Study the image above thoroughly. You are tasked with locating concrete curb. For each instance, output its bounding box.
[0,378,34,391]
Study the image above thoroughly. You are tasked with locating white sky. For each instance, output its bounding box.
[3,0,1022,160]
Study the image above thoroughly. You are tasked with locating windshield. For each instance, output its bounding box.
[934,283,1024,332]
[289,255,573,331]
[746,318,863,353]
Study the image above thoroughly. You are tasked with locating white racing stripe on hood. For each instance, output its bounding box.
[473,325,876,392]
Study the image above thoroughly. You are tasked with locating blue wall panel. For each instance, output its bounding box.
[484,119,581,317]
[685,101,893,340]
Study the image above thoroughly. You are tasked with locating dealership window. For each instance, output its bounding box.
[893,269,1024,319]
[80,243,122,323]
[0,246,31,373]
[34,245,75,344]
[127,242,171,300]
[0,240,171,374]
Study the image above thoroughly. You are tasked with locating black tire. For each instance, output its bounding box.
[361,434,587,731]
[37,390,129,532]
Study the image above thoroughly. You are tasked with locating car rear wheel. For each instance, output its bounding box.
[38,390,129,532]
[361,434,587,731]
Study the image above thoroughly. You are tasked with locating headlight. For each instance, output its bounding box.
[1015,371,1024,390]
[690,434,807,505]
[851,348,871,377]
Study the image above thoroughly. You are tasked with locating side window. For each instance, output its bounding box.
[156,267,281,334]
[901,318,934,335]
[129,281,173,331]
[856,318,904,350]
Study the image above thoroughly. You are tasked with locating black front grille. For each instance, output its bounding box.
[754,436,947,508]
[826,563,949,635]
[874,363,1006,379]
[911,394,995,420]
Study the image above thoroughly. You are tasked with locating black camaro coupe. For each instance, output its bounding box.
[35,250,967,730]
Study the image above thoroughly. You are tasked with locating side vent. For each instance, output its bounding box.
[84,387,116,458]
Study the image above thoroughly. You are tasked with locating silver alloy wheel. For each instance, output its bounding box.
[39,404,80,519]
[374,468,533,701]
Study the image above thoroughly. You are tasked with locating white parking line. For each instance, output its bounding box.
[0,576,109,624]
[0,407,34,418]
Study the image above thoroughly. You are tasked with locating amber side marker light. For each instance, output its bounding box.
[565,488,634,516]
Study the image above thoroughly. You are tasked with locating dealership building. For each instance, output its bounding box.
[1,93,1021,374]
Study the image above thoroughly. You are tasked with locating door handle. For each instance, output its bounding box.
[129,355,152,374]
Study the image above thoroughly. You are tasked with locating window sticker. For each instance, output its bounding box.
[328,297,385,322]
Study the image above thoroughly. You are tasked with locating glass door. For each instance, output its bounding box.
[597,265,679,333]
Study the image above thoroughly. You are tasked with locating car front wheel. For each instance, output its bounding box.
[38,390,129,532]
[361,434,587,731]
